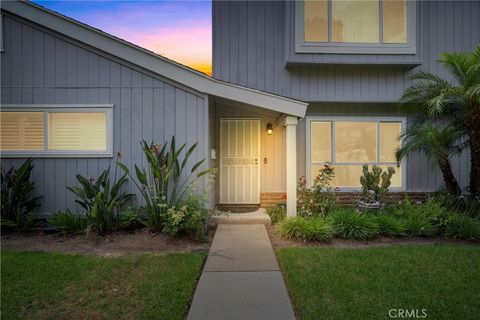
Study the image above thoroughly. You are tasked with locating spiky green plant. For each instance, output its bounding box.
[374,214,406,237]
[1,158,42,230]
[118,137,213,233]
[400,46,480,196]
[279,217,333,242]
[396,122,465,195]
[48,209,88,234]
[67,166,133,235]
[328,209,380,240]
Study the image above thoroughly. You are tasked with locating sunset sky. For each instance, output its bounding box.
[34,0,212,75]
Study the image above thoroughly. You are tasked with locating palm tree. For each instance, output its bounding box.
[400,46,480,196]
[396,122,465,195]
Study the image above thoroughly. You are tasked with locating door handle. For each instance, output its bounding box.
[254,158,258,165]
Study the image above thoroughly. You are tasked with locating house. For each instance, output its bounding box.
[1,1,478,217]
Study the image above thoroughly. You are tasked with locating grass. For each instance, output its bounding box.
[1,251,206,320]
[277,245,480,320]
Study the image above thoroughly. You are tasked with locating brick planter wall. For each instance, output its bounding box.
[260,192,431,208]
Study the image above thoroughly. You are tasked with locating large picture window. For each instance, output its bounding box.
[297,0,415,54]
[307,117,406,189]
[0,105,113,157]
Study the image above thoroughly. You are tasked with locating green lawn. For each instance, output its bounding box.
[277,245,480,320]
[1,251,206,320]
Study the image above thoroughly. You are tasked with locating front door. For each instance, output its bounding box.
[219,119,260,204]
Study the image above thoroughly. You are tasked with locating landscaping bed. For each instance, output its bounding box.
[266,223,478,249]
[277,245,480,320]
[1,251,206,320]
[1,228,213,256]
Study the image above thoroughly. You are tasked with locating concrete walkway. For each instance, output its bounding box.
[187,224,296,320]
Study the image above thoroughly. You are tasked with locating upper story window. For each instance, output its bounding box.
[0,105,113,158]
[296,0,416,54]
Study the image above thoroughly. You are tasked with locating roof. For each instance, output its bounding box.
[2,1,308,117]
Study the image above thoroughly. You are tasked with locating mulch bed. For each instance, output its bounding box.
[266,224,479,249]
[1,228,214,256]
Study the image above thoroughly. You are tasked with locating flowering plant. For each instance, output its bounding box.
[297,164,337,218]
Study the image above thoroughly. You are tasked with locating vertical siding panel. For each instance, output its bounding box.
[142,86,154,143]
[164,85,176,141]
[65,160,77,210]
[32,28,45,88]
[220,1,230,81]
[99,56,110,87]
[1,17,13,88]
[43,159,55,213]
[65,43,78,88]
[21,24,34,87]
[120,86,132,191]
[54,159,66,212]
[229,0,239,84]
[88,52,99,87]
[77,48,89,87]
[11,19,23,87]
[44,34,55,87]
[175,89,187,144]
[131,87,143,169]
[31,160,45,210]
[247,1,256,88]
[55,38,67,87]
[238,1,248,86]
[256,1,266,91]
[153,82,165,143]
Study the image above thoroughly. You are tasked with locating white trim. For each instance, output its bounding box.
[295,0,417,55]
[285,116,298,217]
[1,104,113,158]
[305,116,407,191]
[2,1,308,118]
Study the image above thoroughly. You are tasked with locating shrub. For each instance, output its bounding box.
[119,137,213,234]
[433,192,480,218]
[267,206,286,224]
[392,200,443,236]
[445,214,480,240]
[67,166,134,235]
[279,217,333,242]
[400,214,438,236]
[48,210,88,234]
[145,194,211,240]
[297,164,336,218]
[375,214,406,237]
[359,164,396,203]
[118,207,144,231]
[328,209,379,240]
[1,158,42,231]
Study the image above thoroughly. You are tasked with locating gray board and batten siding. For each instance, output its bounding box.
[1,13,209,213]
[213,0,480,102]
[212,0,479,192]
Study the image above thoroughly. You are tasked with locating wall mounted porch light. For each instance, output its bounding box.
[266,123,273,135]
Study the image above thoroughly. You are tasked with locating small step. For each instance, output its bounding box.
[209,208,271,226]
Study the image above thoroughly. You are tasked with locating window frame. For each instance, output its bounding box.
[1,104,113,158]
[295,0,417,54]
[306,116,407,191]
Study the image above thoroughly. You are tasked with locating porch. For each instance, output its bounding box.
[208,97,302,217]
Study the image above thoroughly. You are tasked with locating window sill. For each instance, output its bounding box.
[286,59,422,67]
[0,152,113,158]
[295,43,417,55]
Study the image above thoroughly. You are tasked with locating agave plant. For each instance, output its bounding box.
[1,158,42,230]
[67,166,134,235]
[118,136,213,232]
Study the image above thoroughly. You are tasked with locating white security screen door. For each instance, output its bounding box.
[219,119,260,204]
